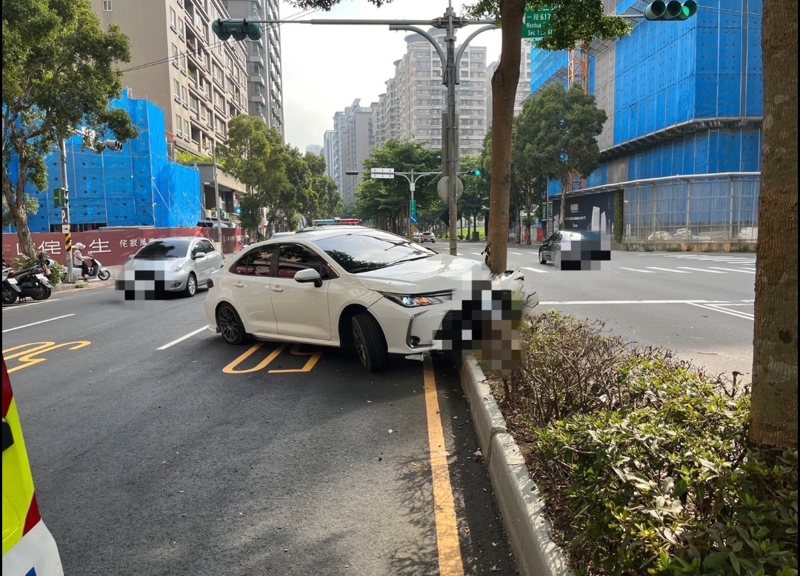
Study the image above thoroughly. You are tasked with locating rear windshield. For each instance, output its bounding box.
[134,240,190,259]
[315,232,435,273]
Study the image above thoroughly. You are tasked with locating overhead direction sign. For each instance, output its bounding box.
[370,167,395,179]
[522,8,553,40]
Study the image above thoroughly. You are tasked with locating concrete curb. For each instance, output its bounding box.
[459,355,572,576]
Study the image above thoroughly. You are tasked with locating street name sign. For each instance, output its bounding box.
[522,8,553,40]
[370,167,395,179]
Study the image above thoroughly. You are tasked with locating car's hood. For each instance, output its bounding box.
[355,254,486,293]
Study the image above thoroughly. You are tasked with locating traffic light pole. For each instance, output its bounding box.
[393,170,439,237]
[59,137,74,284]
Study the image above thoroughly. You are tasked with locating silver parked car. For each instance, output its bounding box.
[116,237,224,298]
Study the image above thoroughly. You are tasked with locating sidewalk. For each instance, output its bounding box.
[53,265,123,293]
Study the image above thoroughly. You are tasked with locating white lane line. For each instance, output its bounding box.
[540,299,751,305]
[2,298,63,310]
[688,302,754,320]
[677,266,727,274]
[157,326,208,350]
[2,313,75,333]
[646,267,691,274]
[618,267,655,273]
[709,267,756,274]
[471,252,483,256]
[522,266,549,274]
[510,251,524,256]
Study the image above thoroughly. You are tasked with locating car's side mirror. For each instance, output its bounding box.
[294,268,322,288]
[193,251,206,260]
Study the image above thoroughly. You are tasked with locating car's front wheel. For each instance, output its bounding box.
[217,303,246,345]
[352,312,388,372]
[184,273,197,297]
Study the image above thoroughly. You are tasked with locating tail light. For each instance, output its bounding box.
[206,279,214,289]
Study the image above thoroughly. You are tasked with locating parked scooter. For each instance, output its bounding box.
[12,253,54,301]
[71,251,111,281]
[2,262,22,304]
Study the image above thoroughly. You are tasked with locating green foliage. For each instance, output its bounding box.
[492,312,798,576]
[11,253,64,286]
[175,150,212,165]
[2,0,136,257]
[2,195,39,227]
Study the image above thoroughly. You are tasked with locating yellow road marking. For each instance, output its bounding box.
[268,344,323,373]
[423,355,464,576]
[222,342,287,374]
[3,341,91,374]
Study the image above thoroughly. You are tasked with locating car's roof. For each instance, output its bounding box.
[146,236,202,242]
[245,226,389,248]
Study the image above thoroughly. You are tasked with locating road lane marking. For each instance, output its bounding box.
[676,267,727,274]
[157,326,208,350]
[3,341,91,373]
[2,299,63,310]
[223,342,287,374]
[709,267,756,274]
[618,267,655,273]
[2,314,75,333]
[540,299,754,305]
[646,267,691,273]
[267,344,323,373]
[423,356,464,576]
[522,266,548,274]
[688,302,754,320]
[510,251,524,255]
[471,252,483,256]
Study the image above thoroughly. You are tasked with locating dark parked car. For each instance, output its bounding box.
[538,230,611,269]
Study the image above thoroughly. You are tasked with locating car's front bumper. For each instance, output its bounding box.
[115,267,190,295]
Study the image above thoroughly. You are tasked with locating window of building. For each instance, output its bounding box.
[181,86,189,105]
[172,44,179,68]
[190,95,199,113]
[174,79,181,101]
[103,0,112,11]
[251,0,259,14]
[170,8,177,30]
[175,114,183,136]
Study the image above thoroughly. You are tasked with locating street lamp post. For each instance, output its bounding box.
[205,140,224,253]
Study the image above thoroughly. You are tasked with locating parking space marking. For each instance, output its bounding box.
[423,356,464,576]
[267,345,323,373]
[688,302,754,320]
[709,267,756,274]
[646,267,691,273]
[2,314,75,333]
[223,343,287,374]
[3,341,91,374]
[157,326,208,350]
[676,267,726,274]
[618,267,655,273]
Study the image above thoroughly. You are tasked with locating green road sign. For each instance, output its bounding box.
[522,8,553,40]
[410,199,418,218]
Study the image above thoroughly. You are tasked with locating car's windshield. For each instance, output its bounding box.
[315,232,435,273]
[134,240,190,259]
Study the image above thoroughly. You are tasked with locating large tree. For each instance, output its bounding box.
[2,0,136,258]
[749,0,797,449]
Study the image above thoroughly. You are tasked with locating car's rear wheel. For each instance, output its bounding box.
[216,303,246,345]
[352,312,388,372]
[538,248,547,265]
[184,273,197,297]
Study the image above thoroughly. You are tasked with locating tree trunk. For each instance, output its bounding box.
[749,0,798,449]
[487,0,525,273]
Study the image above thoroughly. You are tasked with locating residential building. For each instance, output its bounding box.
[306,145,323,155]
[328,100,374,205]
[225,0,285,133]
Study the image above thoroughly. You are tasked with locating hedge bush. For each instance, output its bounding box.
[488,311,798,576]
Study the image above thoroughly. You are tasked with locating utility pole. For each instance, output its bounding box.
[59,137,74,283]
[206,140,224,253]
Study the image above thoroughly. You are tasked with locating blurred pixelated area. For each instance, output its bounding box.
[555,231,611,270]
[434,278,526,372]
[115,269,171,300]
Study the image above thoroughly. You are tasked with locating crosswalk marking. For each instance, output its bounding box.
[618,266,654,273]
[709,267,756,274]
[646,267,691,274]
[522,266,549,274]
[676,266,727,274]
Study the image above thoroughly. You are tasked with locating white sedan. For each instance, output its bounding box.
[204,227,535,371]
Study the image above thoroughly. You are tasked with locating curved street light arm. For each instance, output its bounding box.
[455,24,499,83]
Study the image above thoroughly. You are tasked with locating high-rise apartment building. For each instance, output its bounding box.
[373,29,488,158]
[327,100,374,205]
[486,42,533,130]
[91,0,249,157]
[225,0,284,133]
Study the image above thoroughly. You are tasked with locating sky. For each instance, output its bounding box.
[277,0,502,152]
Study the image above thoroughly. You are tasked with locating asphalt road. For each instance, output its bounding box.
[444,241,755,380]
[2,287,518,576]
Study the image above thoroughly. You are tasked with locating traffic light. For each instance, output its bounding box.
[53,187,66,207]
[465,169,482,176]
[644,0,697,20]
[212,18,262,41]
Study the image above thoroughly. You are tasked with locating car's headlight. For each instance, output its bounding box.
[381,292,446,307]
[171,262,184,272]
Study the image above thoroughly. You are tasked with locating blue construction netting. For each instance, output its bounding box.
[5,90,201,233]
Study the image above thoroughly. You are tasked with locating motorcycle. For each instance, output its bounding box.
[2,264,22,304]
[71,252,111,281]
[12,253,54,301]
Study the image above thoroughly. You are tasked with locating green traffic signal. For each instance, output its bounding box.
[212,18,262,42]
[466,169,482,176]
[644,0,697,20]
[53,187,64,207]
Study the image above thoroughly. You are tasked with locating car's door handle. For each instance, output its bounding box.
[270,285,284,293]
[234,281,245,288]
